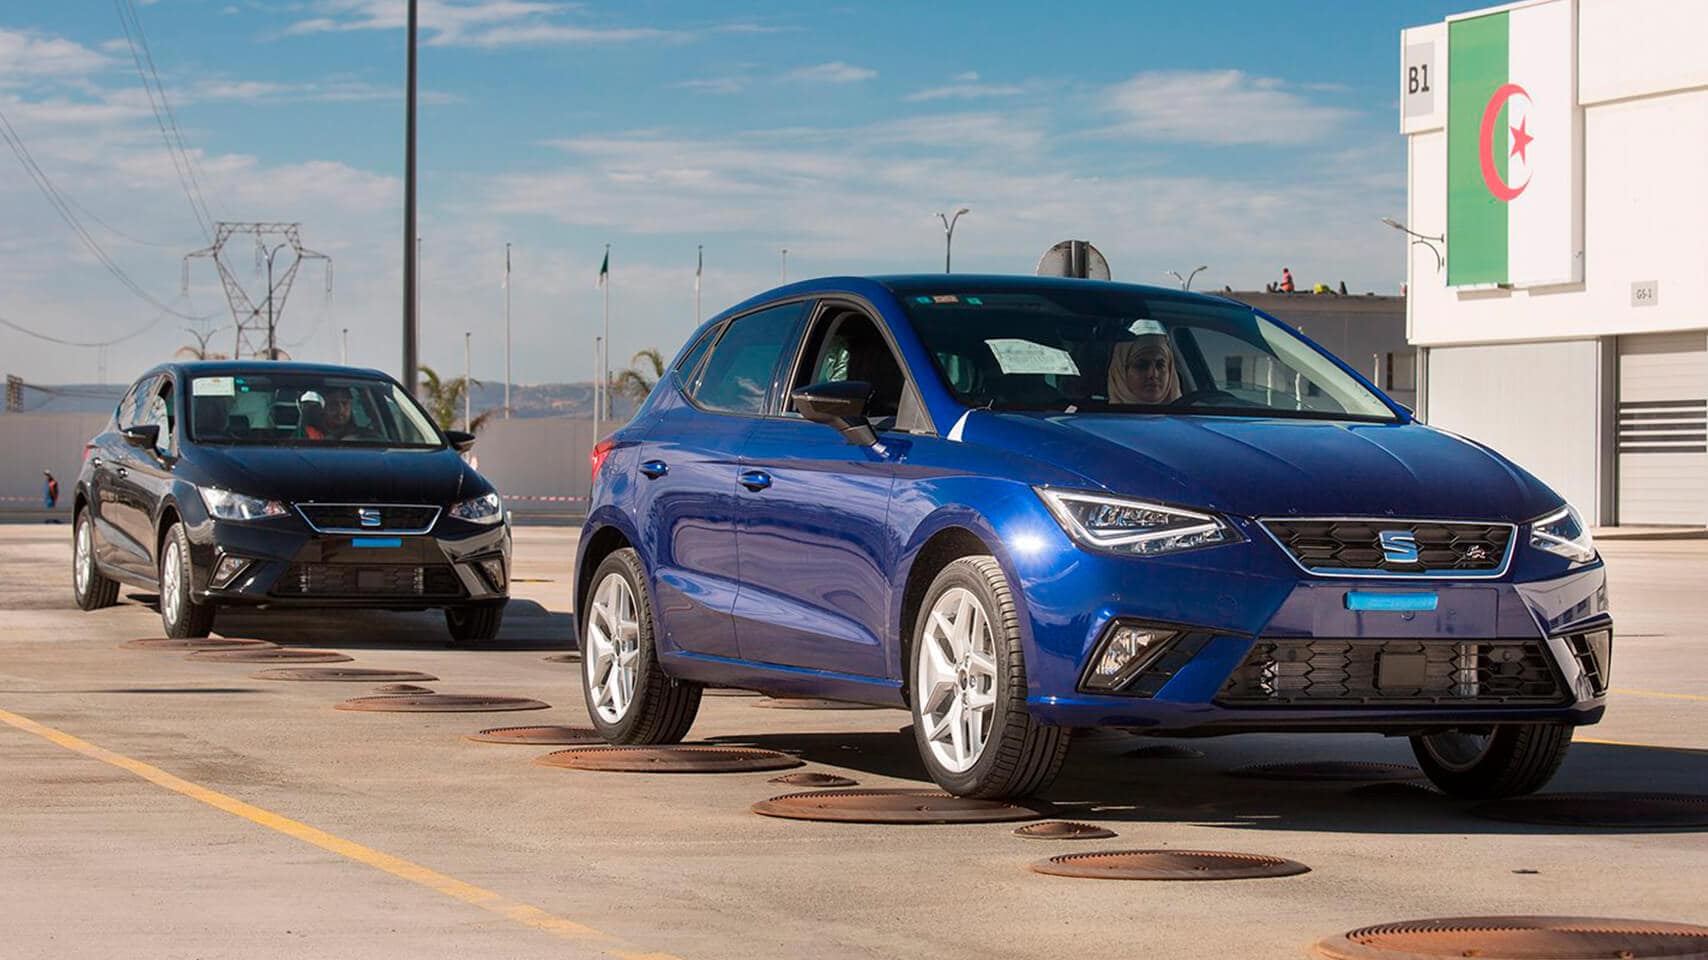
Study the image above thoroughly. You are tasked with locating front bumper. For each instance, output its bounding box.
[184,509,511,609]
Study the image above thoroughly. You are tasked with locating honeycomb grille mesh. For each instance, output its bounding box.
[1218,638,1564,706]
[1262,519,1512,574]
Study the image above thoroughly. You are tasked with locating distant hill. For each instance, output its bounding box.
[3,378,636,420]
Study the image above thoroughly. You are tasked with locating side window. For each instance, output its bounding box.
[788,308,908,421]
[117,377,153,430]
[146,381,175,456]
[673,323,721,386]
[690,302,807,415]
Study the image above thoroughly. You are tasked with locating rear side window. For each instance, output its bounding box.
[690,302,807,415]
[673,323,721,384]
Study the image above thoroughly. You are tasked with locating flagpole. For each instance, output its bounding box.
[601,242,610,421]
[695,244,703,326]
[503,241,511,419]
[591,335,602,445]
[463,331,471,431]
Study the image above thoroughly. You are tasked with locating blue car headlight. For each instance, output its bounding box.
[1530,503,1595,563]
[449,491,504,525]
[200,488,288,521]
[1035,488,1237,556]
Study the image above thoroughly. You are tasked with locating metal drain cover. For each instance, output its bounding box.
[752,698,889,710]
[335,694,550,713]
[1309,916,1708,960]
[1014,821,1118,840]
[752,789,1042,824]
[1230,761,1424,782]
[1125,744,1206,760]
[122,637,275,650]
[541,653,581,663]
[1030,849,1310,881]
[465,725,603,745]
[1472,793,1708,829]
[249,668,438,683]
[374,683,434,694]
[769,771,859,788]
[535,745,803,773]
[187,648,353,663]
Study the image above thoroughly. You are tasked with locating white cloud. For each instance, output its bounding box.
[283,0,678,47]
[784,61,877,84]
[1102,69,1352,145]
[0,29,110,82]
[905,81,1024,102]
[674,77,748,95]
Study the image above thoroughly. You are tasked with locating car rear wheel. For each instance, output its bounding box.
[581,548,700,744]
[73,509,119,610]
[1410,723,1572,799]
[445,602,505,643]
[159,522,215,639]
[909,556,1069,800]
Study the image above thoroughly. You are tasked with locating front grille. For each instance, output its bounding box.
[1261,519,1513,576]
[295,503,440,533]
[273,563,464,599]
[1217,638,1564,706]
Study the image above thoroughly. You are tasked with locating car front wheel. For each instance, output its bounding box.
[1410,723,1572,799]
[73,509,120,610]
[909,556,1069,799]
[159,522,215,639]
[445,602,505,643]
[581,548,700,744]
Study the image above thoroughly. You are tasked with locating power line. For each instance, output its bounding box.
[113,0,216,239]
[0,308,172,348]
[62,191,199,249]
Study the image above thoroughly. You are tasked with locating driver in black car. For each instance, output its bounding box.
[302,386,360,440]
[1107,332,1181,405]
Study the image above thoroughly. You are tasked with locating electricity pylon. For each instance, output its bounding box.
[183,222,331,360]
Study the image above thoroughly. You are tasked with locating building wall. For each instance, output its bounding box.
[0,413,111,509]
[1232,293,1415,408]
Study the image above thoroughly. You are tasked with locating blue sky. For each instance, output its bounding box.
[1,0,1470,387]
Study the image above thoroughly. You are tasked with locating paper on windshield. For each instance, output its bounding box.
[1127,318,1167,337]
[985,339,1080,376]
[193,376,235,397]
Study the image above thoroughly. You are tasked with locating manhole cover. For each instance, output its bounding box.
[1230,761,1424,782]
[1309,916,1708,960]
[704,687,762,697]
[375,684,434,694]
[541,653,581,663]
[1126,744,1205,760]
[1471,793,1708,829]
[465,725,603,745]
[335,694,550,713]
[186,648,353,663]
[1014,821,1118,840]
[1030,849,1309,881]
[752,698,889,710]
[535,745,803,773]
[752,789,1042,824]
[769,772,859,787]
[122,637,276,650]
[249,668,438,683]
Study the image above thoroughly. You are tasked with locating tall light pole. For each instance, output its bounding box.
[401,0,418,393]
[600,242,610,420]
[1379,216,1444,273]
[780,248,788,283]
[257,241,295,359]
[1164,265,1208,290]
[936,207,969,273]
[694,244,703,325]
[340,327,348,365]
[503,241,512,418]
[463,331,471,430]
[592,335,602,443]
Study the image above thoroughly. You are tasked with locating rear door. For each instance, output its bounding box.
[97,375,158,575]
[122,374,182,564]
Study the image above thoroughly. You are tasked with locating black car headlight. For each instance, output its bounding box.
[1530,504,1595,563]
[200,488,287,521]
[1036,488,1237,556]
[449,492,503,525]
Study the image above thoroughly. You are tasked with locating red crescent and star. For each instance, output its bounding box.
[1478,81,1533,202]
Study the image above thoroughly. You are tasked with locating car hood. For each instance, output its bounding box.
[190,445,476,506]
[967,412,1561,522]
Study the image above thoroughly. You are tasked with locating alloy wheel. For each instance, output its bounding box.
[162,539,182,625]
[917,586,999,774]
[586,572,640,724]
[74,517,92,596]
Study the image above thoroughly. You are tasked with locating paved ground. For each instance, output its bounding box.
[1,525,1703,960]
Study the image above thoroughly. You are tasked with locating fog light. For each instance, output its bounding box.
[478,557,507,591]
[1083,623,1177,692]
[211,556,252,589]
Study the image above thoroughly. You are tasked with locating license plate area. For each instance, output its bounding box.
[1376,651,1429,690]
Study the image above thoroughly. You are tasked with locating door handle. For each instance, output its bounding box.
[115,466,128,479]
[638,460,669,479]
[90,456,102,469]
[738,470,772,491]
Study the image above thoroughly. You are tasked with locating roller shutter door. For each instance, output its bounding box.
[1617,332,1707,525]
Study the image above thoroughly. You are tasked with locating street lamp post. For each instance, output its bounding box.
[341,327,348,365]
[936,207,969,273]
[1380,216,1444,273]
[260,241,293,359]
[503,242,511,418]
[1163,265,1208,290]
[401,0,418,393]
[780,248,788,283]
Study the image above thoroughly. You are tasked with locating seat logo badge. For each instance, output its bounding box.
[1378,530,1420,564]
[358,508,382,529]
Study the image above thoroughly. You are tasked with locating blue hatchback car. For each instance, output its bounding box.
[576,276,1611,800]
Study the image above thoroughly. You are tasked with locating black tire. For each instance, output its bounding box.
[1410,723,1573,799]
[908,556,1070,799]
[445,601,506,643]
[158,521,215,639]
[72,508,120,611]
[581,548,700,744]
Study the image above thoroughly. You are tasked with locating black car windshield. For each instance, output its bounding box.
[899,288,1397,421]
[187,372,443,447]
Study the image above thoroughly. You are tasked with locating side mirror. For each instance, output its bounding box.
[444,429,476,453]
[121,424,160,449]
[792,380,877,446]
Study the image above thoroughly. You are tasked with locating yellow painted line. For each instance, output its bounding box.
[1610,687,1708,703]
[0,705,680,960]
[1575,736,1708,754]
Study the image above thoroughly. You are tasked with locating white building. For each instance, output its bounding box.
[1401,0,1707,526]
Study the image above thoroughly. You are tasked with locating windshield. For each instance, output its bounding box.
[187,372,443,447]
[899,288,1396,421]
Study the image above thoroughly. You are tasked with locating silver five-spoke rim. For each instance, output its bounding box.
[917,587,998,774]
[74,518,92,595]
[162,539,182,624]
[586,572,640,724]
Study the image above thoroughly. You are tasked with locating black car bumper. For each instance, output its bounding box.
[185,512,510,609]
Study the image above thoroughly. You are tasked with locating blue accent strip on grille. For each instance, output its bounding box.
[1345,591,1438,612]
[351,537,403,548]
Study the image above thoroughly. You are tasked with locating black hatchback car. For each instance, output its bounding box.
[72,362,510,641]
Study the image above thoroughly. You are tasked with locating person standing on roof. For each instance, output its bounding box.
[1279,267,1296,294]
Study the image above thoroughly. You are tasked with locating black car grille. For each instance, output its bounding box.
[1261,519,1513,575]
[296,503,440,533]
[1565,629,1613,696]
[1217,638,1564,706]
[273,563,465,599]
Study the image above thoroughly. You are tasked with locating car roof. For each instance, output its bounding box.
[155,360,395,381]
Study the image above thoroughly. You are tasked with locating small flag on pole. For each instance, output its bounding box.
[596,248,609,289]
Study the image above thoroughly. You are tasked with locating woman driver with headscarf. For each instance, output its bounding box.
[1107,331,1181,405]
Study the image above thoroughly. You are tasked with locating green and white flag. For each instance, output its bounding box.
[596,248,609,288]
[1446,0,1575,287]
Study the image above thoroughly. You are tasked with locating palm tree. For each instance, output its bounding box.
[174,327,229,361]
[417,365,497,432]
[612,347,665,402]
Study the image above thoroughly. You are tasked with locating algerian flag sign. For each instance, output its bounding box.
[1447,0,1577,287]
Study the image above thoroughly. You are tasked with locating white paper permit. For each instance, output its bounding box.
[985,338,1080,376]
[1127,318,1167,337]
[192,376,236,397]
